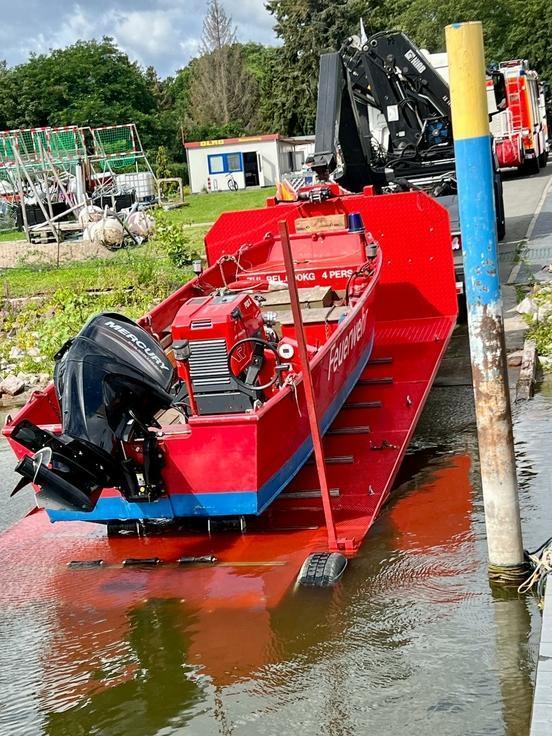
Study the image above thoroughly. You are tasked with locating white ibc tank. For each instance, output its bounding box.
[116,172,156,201]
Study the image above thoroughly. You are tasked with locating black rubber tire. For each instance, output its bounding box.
[296,552,348,587]
[521,156,540,175]
[539,150,549,168]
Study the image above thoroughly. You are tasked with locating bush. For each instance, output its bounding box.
[152,211,201,268]
[169,162,188,185]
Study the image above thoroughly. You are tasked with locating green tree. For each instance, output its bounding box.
[241,43,281,132]
[0,61,9,129]
[504,0,552,84]
[397,0,514,60]
[154,145,173,178]
[0,38,157,144]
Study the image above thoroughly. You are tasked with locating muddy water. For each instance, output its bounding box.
[0,382,550,736]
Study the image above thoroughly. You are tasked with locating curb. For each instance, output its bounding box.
[508,174,552,285]
[516,338,539,401]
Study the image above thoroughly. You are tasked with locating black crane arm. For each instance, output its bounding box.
[311,31,457,191]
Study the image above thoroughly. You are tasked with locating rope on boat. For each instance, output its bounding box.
[517,537,552,606]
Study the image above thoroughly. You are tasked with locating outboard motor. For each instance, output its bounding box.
[11,313,175,513]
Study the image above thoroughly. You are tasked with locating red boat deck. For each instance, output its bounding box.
[271,313,455,548]
[0,190,457,606]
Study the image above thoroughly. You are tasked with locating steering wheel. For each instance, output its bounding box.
[227,337,282,391]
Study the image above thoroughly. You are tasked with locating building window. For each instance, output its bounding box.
[226,153,242,172]
[208,155,225,174]
[208,152,244,174]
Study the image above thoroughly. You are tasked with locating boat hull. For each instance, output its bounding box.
[42,290,377,523]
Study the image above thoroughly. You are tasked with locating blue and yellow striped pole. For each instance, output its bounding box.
[446,21,525,579]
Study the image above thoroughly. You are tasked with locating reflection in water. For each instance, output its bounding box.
[0,386,551,735]
[492,589,535,736]
[44,600,203,736]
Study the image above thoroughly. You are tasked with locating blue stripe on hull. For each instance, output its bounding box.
[48,332,374,523]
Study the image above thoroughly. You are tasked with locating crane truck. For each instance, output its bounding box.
[309,30,507,242]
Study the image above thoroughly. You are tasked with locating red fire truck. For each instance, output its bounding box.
[489,59,549,173]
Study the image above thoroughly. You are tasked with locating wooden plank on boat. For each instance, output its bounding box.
[295,214,348,233]
[307,455,354,465]
[343,400,382,409]
[282,488,340,499]
[328,426,371,435]
[260,286,334,310]
[277,305,349,326]
[366,357,393,365]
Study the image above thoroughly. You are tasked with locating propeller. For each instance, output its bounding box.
[10,447,52,497]
[12,450,96,512]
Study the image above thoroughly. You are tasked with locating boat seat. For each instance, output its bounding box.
[252,286,334,312]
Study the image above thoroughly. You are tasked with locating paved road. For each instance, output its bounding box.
[502,163,551,243]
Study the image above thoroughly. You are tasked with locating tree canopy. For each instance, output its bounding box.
[0,0,549,178]
[0,38,156,134]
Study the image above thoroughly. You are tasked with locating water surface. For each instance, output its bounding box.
[0,383,549,736]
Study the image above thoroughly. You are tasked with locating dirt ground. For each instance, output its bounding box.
[0,239,117,269]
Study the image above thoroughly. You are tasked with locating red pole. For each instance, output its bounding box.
[278,220,338,551]
[181,361,199,416]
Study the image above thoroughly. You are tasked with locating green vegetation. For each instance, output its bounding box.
[0,230,26,242]
[0,189,271,298]
[0,246,193,376]
[528,320,552,358]
[0,187,275,376]
[173,188,273,225]
[0,1,550,170]
[1,247,192,299]
[524,285,552,358]
[0,285,178,377]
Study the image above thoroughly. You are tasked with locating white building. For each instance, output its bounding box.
[185,134,315,194]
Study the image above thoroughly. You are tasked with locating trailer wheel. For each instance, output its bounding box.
[521,157,540,175]
[296,552,348,587]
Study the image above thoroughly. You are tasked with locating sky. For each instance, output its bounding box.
[0,0,278,77]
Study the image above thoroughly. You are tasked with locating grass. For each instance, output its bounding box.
[0,229,26,242]
[0,188,271,299]
[0,188,276,377]
[1,245,193,299]
[170,187,274,225]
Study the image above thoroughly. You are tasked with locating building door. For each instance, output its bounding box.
[243,152,260,187]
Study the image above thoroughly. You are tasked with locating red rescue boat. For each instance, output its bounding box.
[4,200,381,528]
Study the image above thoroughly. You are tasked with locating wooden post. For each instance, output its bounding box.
[278,220,338,551]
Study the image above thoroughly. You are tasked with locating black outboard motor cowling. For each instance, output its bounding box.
[55,312,174,451]
[11,313,175,513]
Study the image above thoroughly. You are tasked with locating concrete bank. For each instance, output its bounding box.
[516,168,552,735]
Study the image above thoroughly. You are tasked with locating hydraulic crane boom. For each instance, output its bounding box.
[312,32,455,187]
[311,30,506,240]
